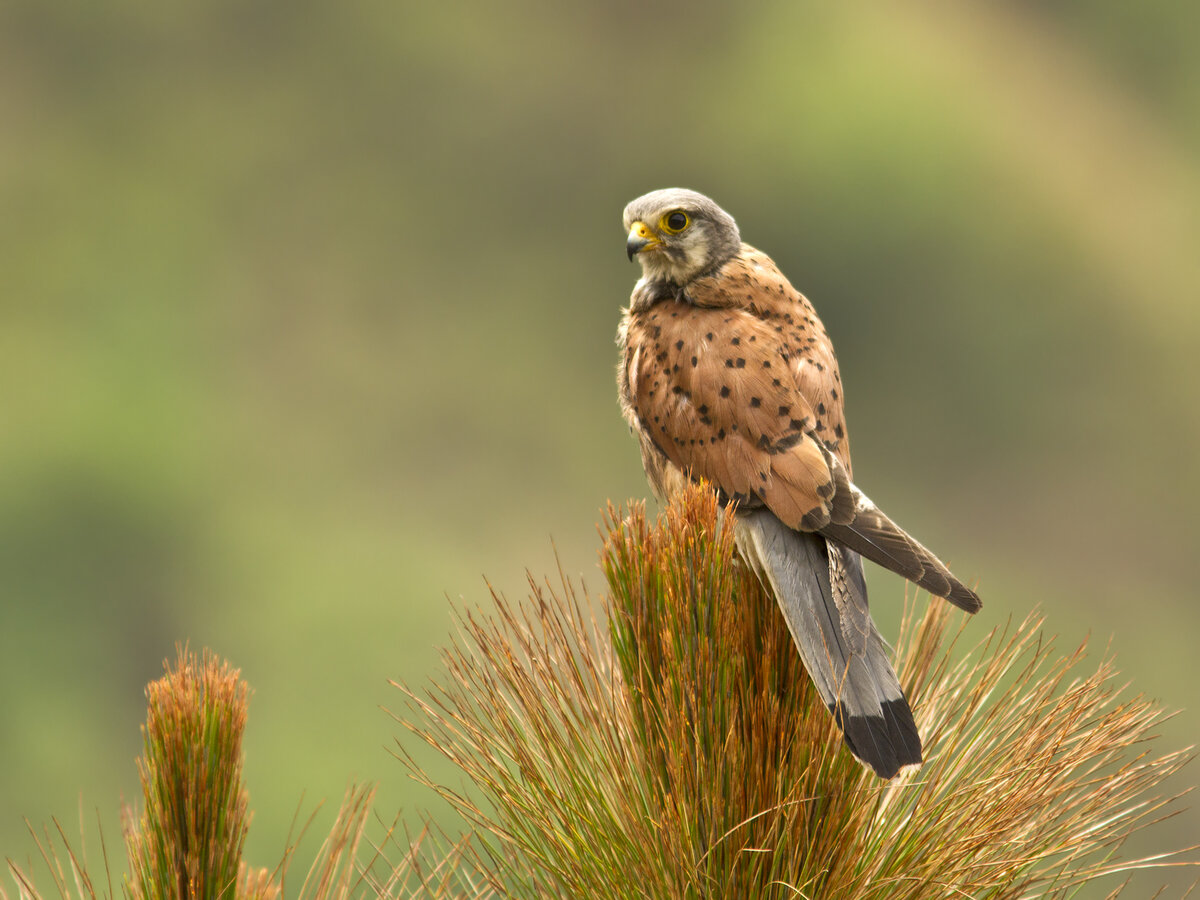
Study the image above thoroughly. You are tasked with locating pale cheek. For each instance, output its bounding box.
[684,243,709,272]
[637,235,710,282]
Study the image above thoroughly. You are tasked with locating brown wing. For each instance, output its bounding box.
[624,300,853,531]
[686,246,852,473]
[821,489,982,613]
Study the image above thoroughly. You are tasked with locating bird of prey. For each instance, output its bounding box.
[616,188,980,779]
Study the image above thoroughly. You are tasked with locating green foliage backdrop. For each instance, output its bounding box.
[2,2,1197,896]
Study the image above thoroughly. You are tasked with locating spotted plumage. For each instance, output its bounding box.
[616,188,980,778]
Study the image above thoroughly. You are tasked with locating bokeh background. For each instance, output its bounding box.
[2,1,1198,895]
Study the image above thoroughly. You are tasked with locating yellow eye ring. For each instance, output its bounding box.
[660,210,690,234]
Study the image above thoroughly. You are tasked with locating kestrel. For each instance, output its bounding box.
[616,188,980,779]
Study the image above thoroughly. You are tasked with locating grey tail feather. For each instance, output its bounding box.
[735,509,922,779]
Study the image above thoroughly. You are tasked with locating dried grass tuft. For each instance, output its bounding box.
[395,484,1197,898]
[6,487,1195,898]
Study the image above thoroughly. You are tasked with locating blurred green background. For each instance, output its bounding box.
[2,1,1198,895]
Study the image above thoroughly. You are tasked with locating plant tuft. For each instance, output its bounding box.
[396,484,1197,898]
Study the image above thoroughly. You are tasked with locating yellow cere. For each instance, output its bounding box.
[630,221,656,241]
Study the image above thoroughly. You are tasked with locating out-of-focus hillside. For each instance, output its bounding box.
[1,2,1197,895]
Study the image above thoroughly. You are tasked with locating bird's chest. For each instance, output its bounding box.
[619,302,732,417]
[620,300,820,411]
[619,298,851,472]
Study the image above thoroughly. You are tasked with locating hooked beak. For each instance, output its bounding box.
[626,221,660,261]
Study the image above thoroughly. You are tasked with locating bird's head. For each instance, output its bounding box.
[623,188,741,285]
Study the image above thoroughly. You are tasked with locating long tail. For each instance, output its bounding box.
[735,508,922,779]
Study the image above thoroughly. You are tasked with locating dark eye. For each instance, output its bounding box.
[664,211,689,233]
